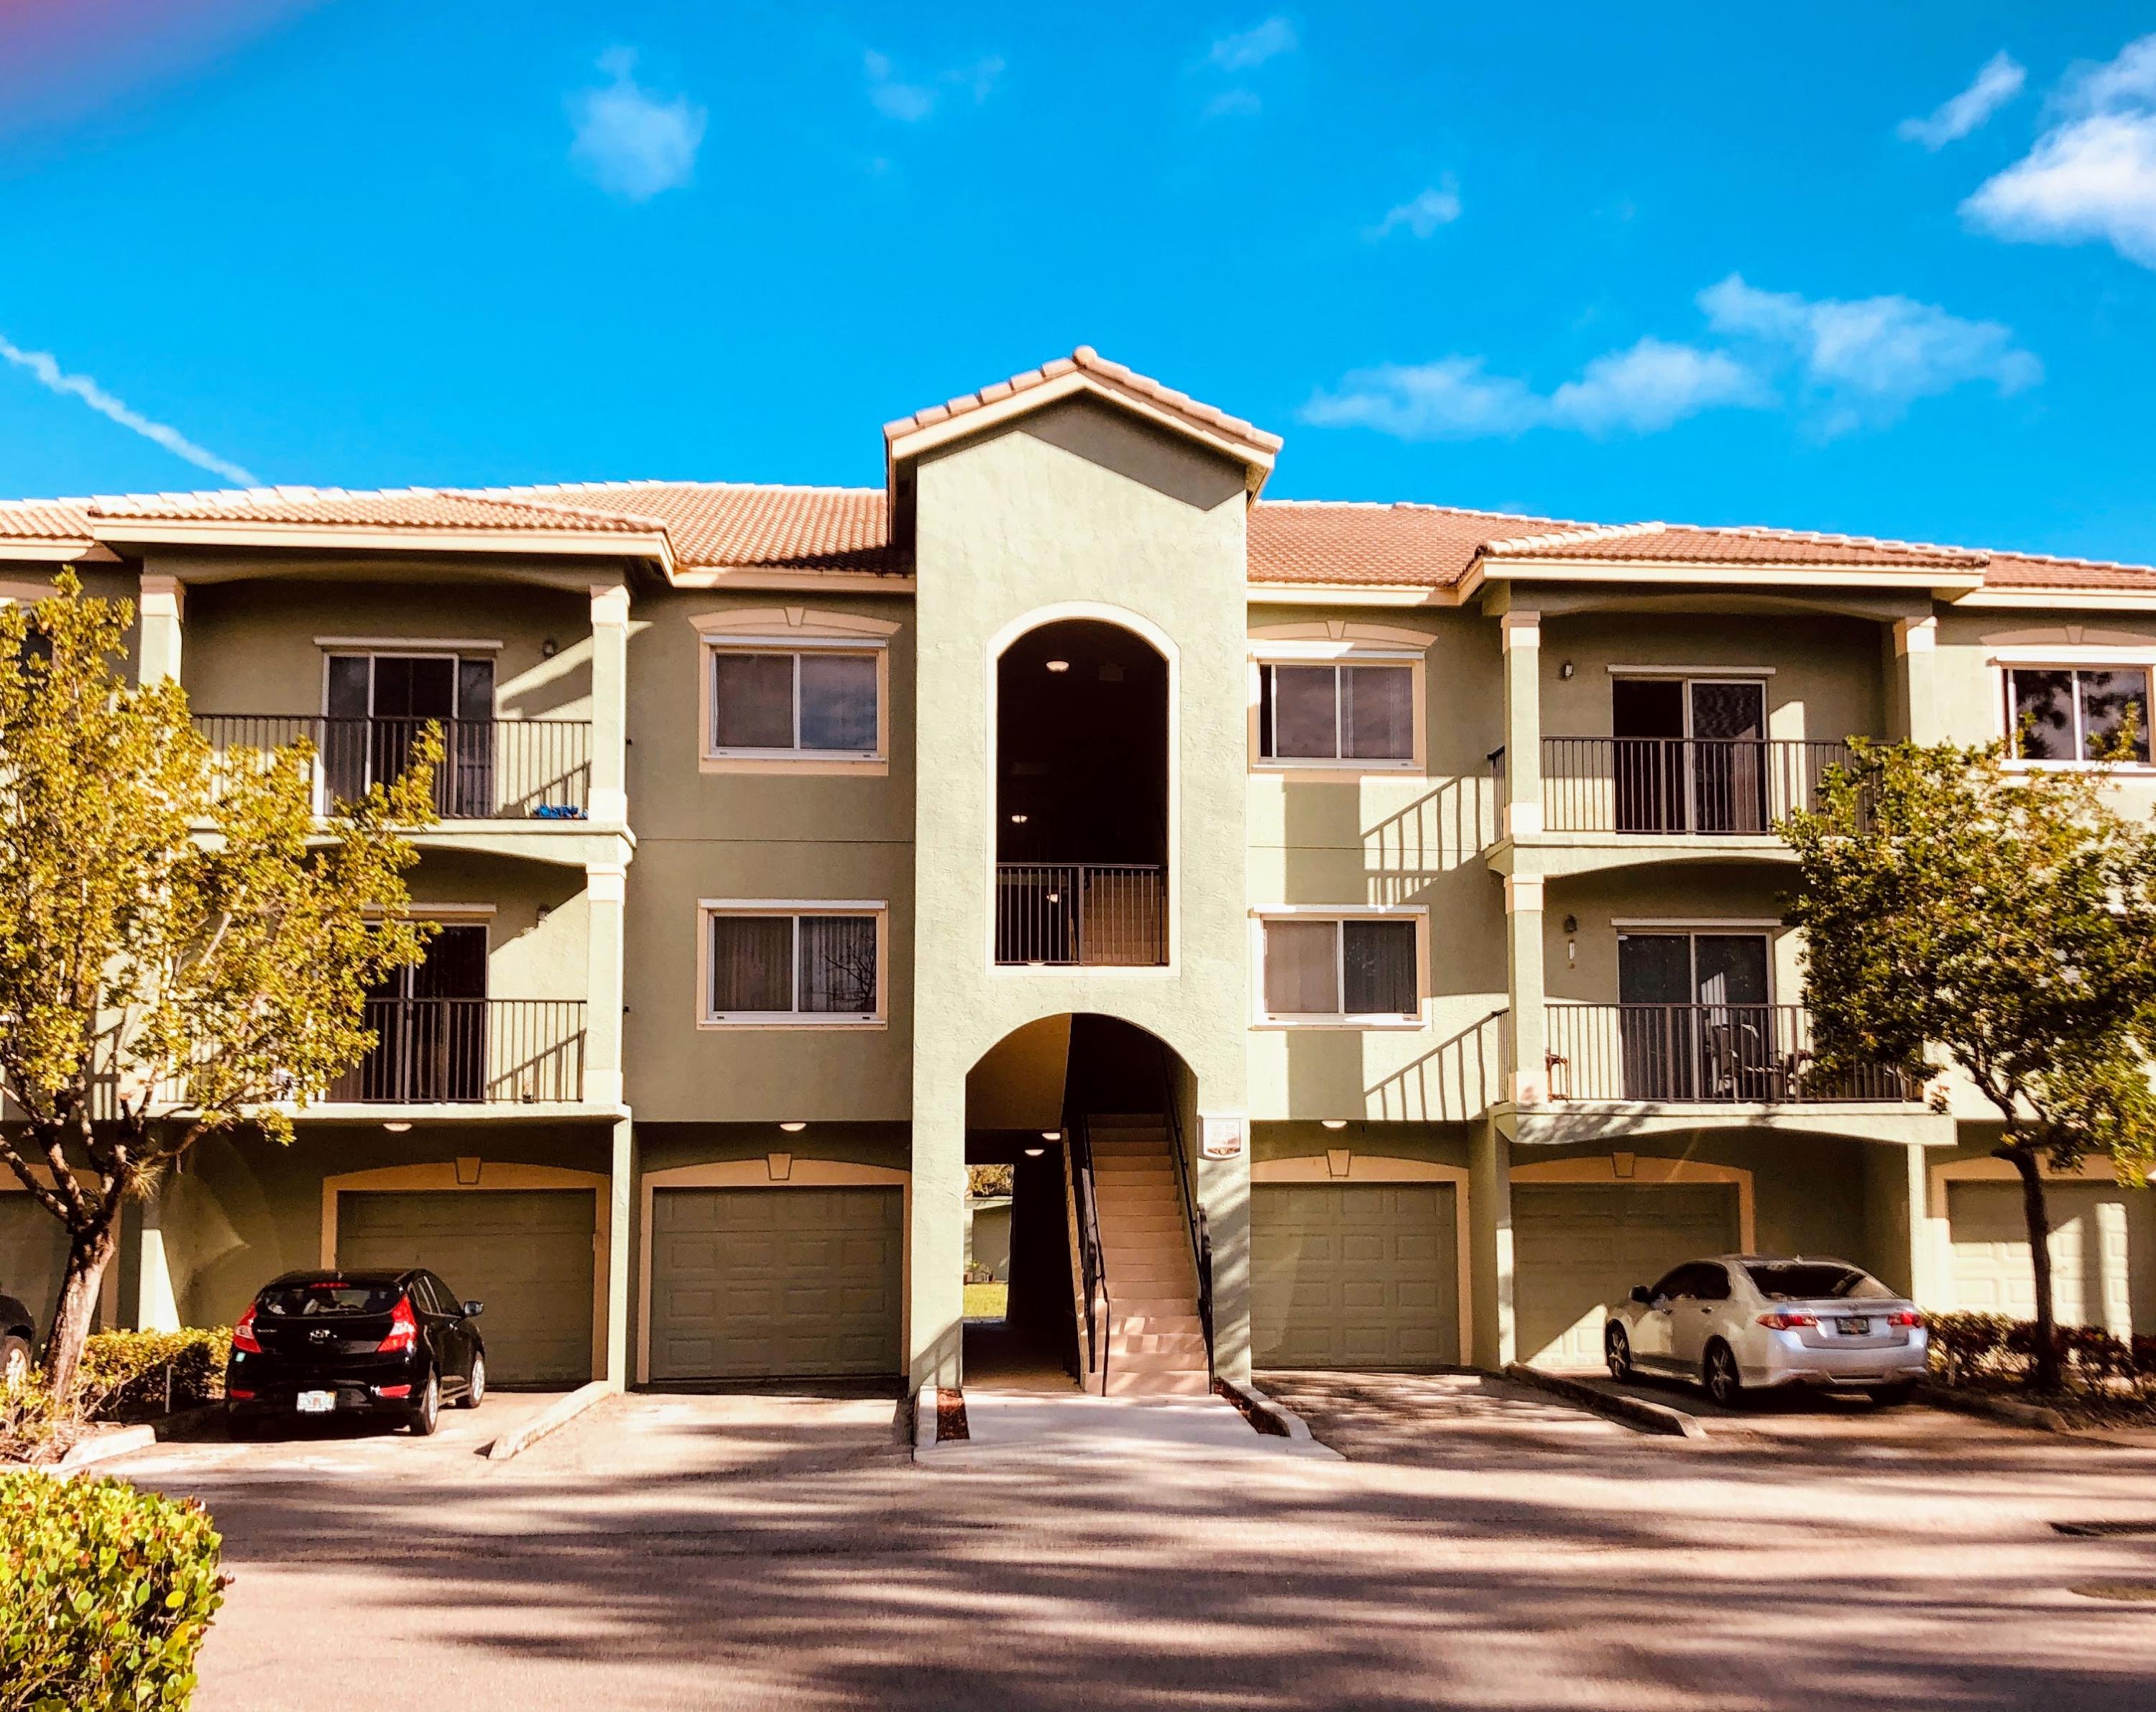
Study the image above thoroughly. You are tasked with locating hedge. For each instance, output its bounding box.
[77,1330,233,1419]
[0,1471,226,1712]
[1927,1310,2156,1392]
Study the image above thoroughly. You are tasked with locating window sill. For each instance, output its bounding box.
[701,752,888,777]
[2001,760,2156,775]
[1252,760,1421,781]
[699,1017,888,1031]
[1253,1017,1427,1031]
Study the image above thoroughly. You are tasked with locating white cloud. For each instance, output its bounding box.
[0,334,257,484]
[1368,181,1461,240]
[1299,339,1761,441]
[1209,17,1296,72]
[1204,89,1263,119]
[864,49,1004,123]
[1898,50,2025,149]
[1964,36,2156,268]
[569,48,705,202]
[1698,274,2040,431]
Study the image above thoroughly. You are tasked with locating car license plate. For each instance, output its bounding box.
[296,1390,336,1414]
[1839,1317,1871,1336]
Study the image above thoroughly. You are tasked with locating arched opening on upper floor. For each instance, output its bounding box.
[993,617,1170,967]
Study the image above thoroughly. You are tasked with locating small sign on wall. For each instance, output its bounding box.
[1199,1113,1245,1161]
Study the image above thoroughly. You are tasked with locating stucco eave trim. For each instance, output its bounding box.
[1472,557,1986,592]
[91,520,676,571]
[1245,582,1462,608]
[669,568,918,593]
[1953,589,2156,611]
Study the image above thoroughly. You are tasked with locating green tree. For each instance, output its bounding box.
[0,576,436,1398]
[1782,738,2156,1390]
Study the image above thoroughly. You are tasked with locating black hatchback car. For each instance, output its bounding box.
[226,1269,486,1436]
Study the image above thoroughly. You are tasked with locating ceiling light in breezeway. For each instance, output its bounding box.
[1320,1119,1348,1131]
[779,1121,807,1133]
[1046,660,1069,673]
[383,1121,413,1133]
[1041,1130,1062,1141]
[1024,1147,1045,1157]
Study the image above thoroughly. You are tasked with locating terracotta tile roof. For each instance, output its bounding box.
[1981,551,2156,591]
[87,487,653,535]
[465,481,905,574]
[1248,500,1579,588]
[1478,519,1988,571]
[885,346,1283,459]
[0,498,93,541]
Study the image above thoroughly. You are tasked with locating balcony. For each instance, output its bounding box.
[1496,737,1866,837]
[994,863,1167,967]
[195,716,593,821]
[328,998,588,1104]
[1544,1003,1919,1105]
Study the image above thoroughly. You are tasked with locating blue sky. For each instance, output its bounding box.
[4,3,2156,563]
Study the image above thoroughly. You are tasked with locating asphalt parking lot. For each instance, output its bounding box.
[112,1379,2156,1712]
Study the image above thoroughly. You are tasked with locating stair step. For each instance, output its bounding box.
[1102,1369,1212,1397]
[1107,1331,1208,1358]
[1106,1295,1198,1316]
[1105,1258,1194,1282]
[1110,1313,1203,1335]
[1107,1349,1210,1373]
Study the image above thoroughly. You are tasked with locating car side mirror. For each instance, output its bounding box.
[1629,1286,1652,1305]
[461,1300,484,1319]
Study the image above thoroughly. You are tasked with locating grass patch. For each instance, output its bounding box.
[964,1282,1008,1321]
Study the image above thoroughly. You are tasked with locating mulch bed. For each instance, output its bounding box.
[936,1388,969,1442]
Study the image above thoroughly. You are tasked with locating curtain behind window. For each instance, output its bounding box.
[798,655,878,752]
[797,915,877,1013]
[1266,666,1339,759]
[710,916,793,1011]
[713,653,796,749]
[1342,920,1416,1013]
[1264,920,1340,1013]
[1342,666,1413,760]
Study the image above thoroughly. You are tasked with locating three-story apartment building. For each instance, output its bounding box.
[1,348,2151,1398]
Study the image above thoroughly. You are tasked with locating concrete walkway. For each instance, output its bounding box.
[923,1389,1341,1462]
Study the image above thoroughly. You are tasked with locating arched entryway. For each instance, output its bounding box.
[993,619,1170,967]
[962,1013,1210,1394]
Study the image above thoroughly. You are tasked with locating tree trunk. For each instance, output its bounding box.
[2007,1143,2062,1392]
[40,1218,119,1402]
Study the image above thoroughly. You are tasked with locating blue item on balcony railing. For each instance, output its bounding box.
[531,803,586,820]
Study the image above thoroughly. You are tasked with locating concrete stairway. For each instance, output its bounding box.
[1087,1119,1210,1397]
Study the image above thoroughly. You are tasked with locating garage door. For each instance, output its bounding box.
[0,1195,69,1340]
[336,1189,596,1386]
[1948,1182,2142,1334]
[1251,1183,1460,1369]
[649,1187,902,1381]
[1514,1182,1740,1368]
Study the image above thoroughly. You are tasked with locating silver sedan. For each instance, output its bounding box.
[1603,1255,1928,1407]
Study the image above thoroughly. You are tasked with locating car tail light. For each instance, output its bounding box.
[231,1305,262,1354]
[1756,1311,1820,1330]
[374,1383,412,1399]
[227,1388,255,1400]
[1889,1310,1924,1328]
[377,1295,419,1355]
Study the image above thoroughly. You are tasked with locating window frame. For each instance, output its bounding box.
[1248,638,1426,778]
[1250,906,1428,1028]
[701,638,888,771]
[1999,661,2156,770]
[696,899,888,1029]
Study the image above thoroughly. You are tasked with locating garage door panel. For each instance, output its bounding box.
[336,1189,596,1387]
[649,1187,901,1381]
[1948,1182,2142,1334]
[1514,1182,1740,1369]
[1253,1183,1461,1370]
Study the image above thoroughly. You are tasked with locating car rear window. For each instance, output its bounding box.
[257,1282,402,1317]
[1743,1262,1892,1302]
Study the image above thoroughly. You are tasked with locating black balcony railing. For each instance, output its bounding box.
[1544,1003,1918,1104]
[194,716,592,820]
[1525,737,1867,835]
[328,998,587,1104]
[995,863,1167,967]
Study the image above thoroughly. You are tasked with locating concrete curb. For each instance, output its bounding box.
[1506,1363,1708,1439]
[54,1424,159,1473]
[482,1382,614,1462]
[911,1387,937,1457]
[1918,1381,2073,1435]
[1217,1376,1304,1440]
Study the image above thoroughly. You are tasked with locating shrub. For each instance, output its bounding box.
[1927,1310,2156,1396]
[0,1382,86,1468]
[0,1471,226,1712]
[76,1330,232,1419]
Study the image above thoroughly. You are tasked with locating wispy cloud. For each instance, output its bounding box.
[569,48,705,202]
[1367,180,1461,240]
[1963,34,2156,268]
[0,334,257,484]
[1302,275,2038,442]
[865,49,1005,123]
[1208,17,1296,72]
[1204,88,1263,119]
[1898,51,2025,149]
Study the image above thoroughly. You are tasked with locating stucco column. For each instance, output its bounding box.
[1894,615,1943,745]
[1500,612,1542,838]
[604,1115,634,1389]
[137,573,184,685]
[132,1192,182,1333]
[1470,1117,1516,1370]
[585,862,626,1108]
[588,583,630,824]
[1505,873,1548,1105]
[908,1073,966,1394]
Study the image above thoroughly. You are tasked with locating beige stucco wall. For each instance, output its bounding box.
[908,396,1256,1388]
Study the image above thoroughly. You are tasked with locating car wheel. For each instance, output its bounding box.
[459,1353,487,1410]
[0,1335,31,1389]
[1703,1340,1745,1408]
[1605,1325,1634,1382]
[1869,1381,1915,1407]
[407,1373,441,1437]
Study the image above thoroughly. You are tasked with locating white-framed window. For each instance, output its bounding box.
[699,902,885,1026]
[2003,665,2152,765]
[706,643,881,760]
[1256,661,1416,765]
[1256,911,1424,1023]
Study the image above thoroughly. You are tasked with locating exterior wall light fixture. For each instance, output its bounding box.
[1024,1146,1046,1156]
[779,1121,807,1133]
[382,1121,413,1133]
[1046,660,1070,673]
[1010,813,1028,824]
[1320,1119,1348,1131]
[1041,1130,1062,1141]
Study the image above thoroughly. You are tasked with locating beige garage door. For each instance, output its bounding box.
[336,1189,596,1386]
[1514,1182,1741,1368]
[1252,1183,1460,1370]
[1947,1182,2143,1334]
[1,1195,69,1340]
[649,1187,902,1381]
